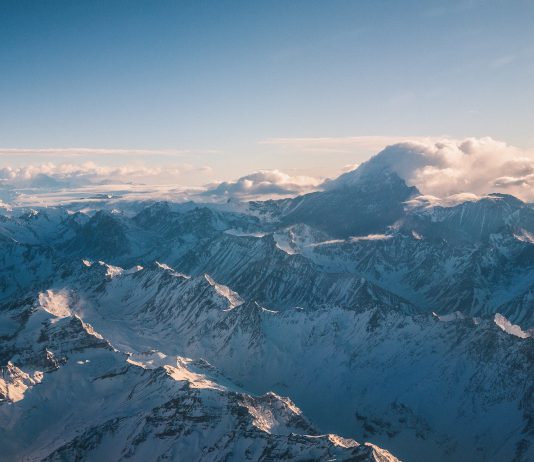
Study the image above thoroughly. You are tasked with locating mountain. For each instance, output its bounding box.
[5,259,529,462]
[1,157,534,461]
[0,283,398,462]
[276,169,419,238]
[401,193,534,243]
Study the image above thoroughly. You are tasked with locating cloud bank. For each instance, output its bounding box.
[3,138,534,204]
[338,137,534,201]
[259,136,446,154]
[0,162,212,188]
[0,147,218,157]
[202,170,322,199]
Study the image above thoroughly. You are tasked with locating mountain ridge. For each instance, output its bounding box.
[1,156,534,461]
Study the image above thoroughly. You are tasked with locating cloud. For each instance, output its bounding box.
[404,193,487,210]
[490,54,516,69]
[4,137,534,204]
[259,136,448,154]
[0,147,219,157]
[342,137,534,201]
[0,163,317,201]
[341,163,360,173]
[202,170,322,199]
[0,162,212,188]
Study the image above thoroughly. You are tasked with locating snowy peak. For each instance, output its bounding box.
[204,273,244,308]
[0,361,43,403]
[324,160,418,194]
[401,191,534,244]
[1,275,400,462]
[281,168,418,238]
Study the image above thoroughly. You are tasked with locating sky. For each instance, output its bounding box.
[1,0,533,189]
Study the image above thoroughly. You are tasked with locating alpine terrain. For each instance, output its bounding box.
[1,146,533,462]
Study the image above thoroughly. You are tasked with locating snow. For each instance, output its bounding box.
[37,290,72,318]
[0,296,396,461]
[434,311,466,322]
[349,234,394,242]
[127,352,224,390]
[310,238,346,247]
[21,261,528,462]
[98,261,123,278]
[0,363,43,402]
[412,230,423,240]
[224,229,267,238]
[513,229,534,245]
[494,313,531,339]
[205,274,244,308]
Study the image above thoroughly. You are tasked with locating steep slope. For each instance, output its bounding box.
[296,207,534,328]
[0,287,398,462]
[279,170,418,238]
[175,233,415,313]
[402,193,534,244]
[24,260,534,462]
[2,183,533,328]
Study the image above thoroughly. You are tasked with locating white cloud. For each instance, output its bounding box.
[259,136,448,154]
[341,163,360,173]
[0,162,212,188]
[203,169,322,199]
[347,137,534,201]
[404,193,487,210]
[4,137,534,204]
[0,147,219,157]
[1,168,322,205]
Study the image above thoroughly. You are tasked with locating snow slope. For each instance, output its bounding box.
[0,289,398,462]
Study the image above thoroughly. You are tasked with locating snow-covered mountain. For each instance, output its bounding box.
[0,287,397,462]
[1,158,534,461]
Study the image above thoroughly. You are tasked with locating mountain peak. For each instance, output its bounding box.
[325,164,412,193]
[281,167,418,238]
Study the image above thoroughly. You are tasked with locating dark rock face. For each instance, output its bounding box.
[281,171,418,238]
[67,211,131,259]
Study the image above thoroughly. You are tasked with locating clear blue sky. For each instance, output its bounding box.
[1,0,533,182]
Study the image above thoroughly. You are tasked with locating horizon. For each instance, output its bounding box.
[2,4,534,461]
[1,0,534,194]
[2,136,534,208]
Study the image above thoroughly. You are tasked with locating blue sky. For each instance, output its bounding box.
[1,0,533,184]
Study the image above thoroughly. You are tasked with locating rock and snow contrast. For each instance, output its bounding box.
[1,147,534,462]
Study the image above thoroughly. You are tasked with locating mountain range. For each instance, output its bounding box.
[1,151,533,461]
